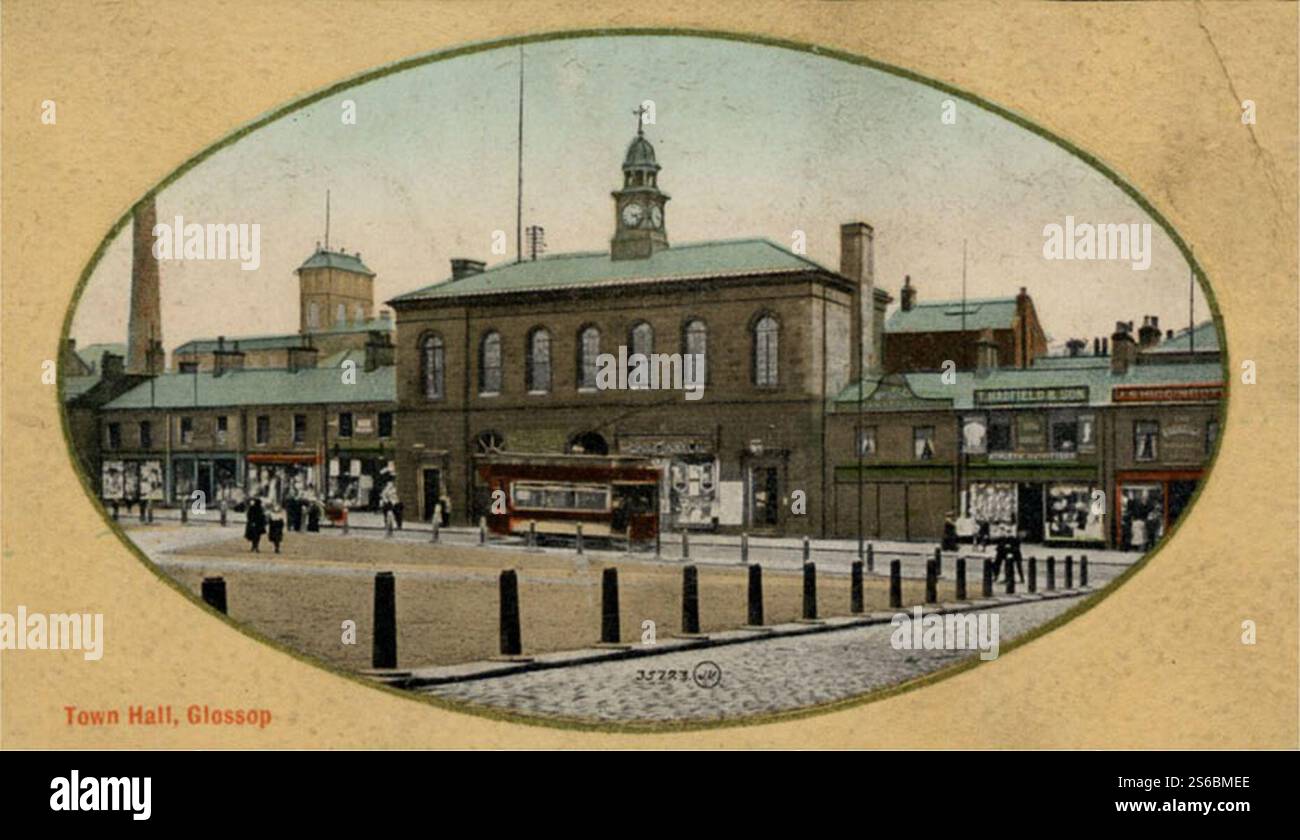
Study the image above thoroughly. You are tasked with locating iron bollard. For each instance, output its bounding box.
[112,502,120,522]
[527,520,537,550]
[1081,555,1089,587]
[219,503,227,527]
[681,565,701,635]
[479,516,487,545]
[201,576,227,614]
[802,562,817,620]
[747,563,764,626]
[146,501,154,523]
[342,511,350,536]
[1065,555,1074,589]
[139,502,147,523]
[181,503,188,525]
[600,567,620,644]
[851,560,865,613]
[889,560,902,608]
[1047,556,1056,591]
[956,557,967,601]
[982,559,993,598]
[1005,561,1016,595]
[925,559,938,604]
[575,522,584,555]
[741,532,749,565]
[498,570,522,656]
[1029,557,1038,593]
[385,514,393,539]
[372,571,397,669]
[933,546,942,577]
[802,536,811,563]
[655,528,661,559]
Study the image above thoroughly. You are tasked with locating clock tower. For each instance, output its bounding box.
[611,109,670,260]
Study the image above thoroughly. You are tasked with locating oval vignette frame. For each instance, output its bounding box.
[57,28,1231,735]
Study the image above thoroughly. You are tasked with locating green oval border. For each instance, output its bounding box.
[57,27,1231,738]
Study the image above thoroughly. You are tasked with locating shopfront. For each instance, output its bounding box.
[246,454,320,506]
[171,455,240,507]
[101,458,165,503]
[328,450,394,510]
[618,433,722,531]
[1114,470,1202,551]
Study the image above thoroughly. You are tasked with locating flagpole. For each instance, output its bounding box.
[516,46,524,264]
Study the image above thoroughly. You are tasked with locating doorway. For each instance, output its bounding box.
[750,465,780,528]
[1017,482,1044,543]
[422,468,442,522]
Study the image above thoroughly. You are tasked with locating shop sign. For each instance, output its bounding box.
[974,386,1088,406]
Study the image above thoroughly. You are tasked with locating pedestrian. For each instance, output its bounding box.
[380,480,403,530]
[267,504,286,554]
[941,511,959,552]
[1008,534,1027,583]
[245,497,266,553]
[286,491,302,532]
[439,494,452,527]
[305,486,321,533]
[1144,508,1161,551]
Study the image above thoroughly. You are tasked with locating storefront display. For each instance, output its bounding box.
[1119,482,1164,551]
[1045,482,1104,543]
[968,481,1016,539]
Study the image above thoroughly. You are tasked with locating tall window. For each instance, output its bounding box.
[526,327,552,393]
[752,314,779,386]
[256,415,270,445]
[215,415,228,445]
[913,426,935,461]
[338,412,353,438]
[629,321,654,357]
[307,302,320,329]
[479,331,502,394]
[1050,411,1079,453]
[683,319,707,383]
[293,414,306,445]
[578,326,601,390]
[106,423,121,450]
[857,426,877,456]
[335,303,346,325]
[139,420,152,449]
[354,305,365,323]
[1135,421,1159,461]
[180,417,194,445]
[378,412,393,438]
[421,333,444,400]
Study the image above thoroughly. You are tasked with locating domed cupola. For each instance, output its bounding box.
[611,108,670,261]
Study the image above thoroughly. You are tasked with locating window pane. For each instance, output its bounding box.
[422,335,444,399]
[480,332,501,393]
[684,320,707,384]
[630,322,653,357]
[754,316,778,386]
[528,329,551,392]
[579,327,600,389]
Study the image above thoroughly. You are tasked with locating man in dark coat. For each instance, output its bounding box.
[245,498,266,552]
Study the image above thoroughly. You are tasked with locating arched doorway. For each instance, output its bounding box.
[567,431,609,456]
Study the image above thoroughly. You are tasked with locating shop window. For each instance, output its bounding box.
[1134,421,1159,462]
[913,426,935,461]
[577,326,601,390]
[1050,411,1079,453]
[256,415,270,445]
[479,331,502,395]
[1206,419,1219,454]
[987,414,1012,452]
[139,420,152,449]
[420,333,444,400]
[857,426,877,456]
[526,327,552,393]
[338,412,353,438]
[752,314,779,387]
[106,423,121,450]
[378,412,393,439]
[180,417,194,445]
[293,414,307,445]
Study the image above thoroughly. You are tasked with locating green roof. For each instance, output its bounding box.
[103,365,395,410]
[885,297,1018,334]
[1145,320,1219,354]
[389,238,838,303]
[834,361,1224,410]
[61,375,102,401]
[296,248,375,276]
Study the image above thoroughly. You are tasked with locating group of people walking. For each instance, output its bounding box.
[243,488,327,553]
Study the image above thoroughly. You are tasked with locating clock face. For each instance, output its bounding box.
[621,202,644,227]
[649,205,663,229]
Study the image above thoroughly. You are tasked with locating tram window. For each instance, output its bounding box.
[511,482,609,511]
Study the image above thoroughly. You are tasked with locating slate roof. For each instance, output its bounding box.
[174,319,391,355]
[834,360,1224,411]
[884,297,1019,334]
[296,248,375,276]
[389,238,840,303]
[1144,320,1219,354]
[102,365,395,410]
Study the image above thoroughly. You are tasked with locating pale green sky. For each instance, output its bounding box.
[72,34,1206,354]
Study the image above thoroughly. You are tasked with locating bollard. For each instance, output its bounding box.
[139,502,147,523]
[112,502,120,522]
[371,571,397,669]
[933,547,942,577]
[1004,561,1016,595]
[747,563,764,626]
[478,516,487,545]
[655,528,661,559]
[600,567,620,644]
[200,576,227,614]
[146,501,154,523]
[681,565,701,635]
[342,511,350,536]
[681,530,690,561]
[740,532,749,565]
[1028,557,1038,593]
[1081,555,1089,587]
[850,560,865,613]
[385,514,393,539]
[1047,556,1056,591]
[867,542,875,574]
[181,503,188,525]
[527,520,537,550]
[955,557,967,601]
[219,503,227,527]
[889,560,902,608]
[1065,555,1074,589]
[431,517,440,544]
[575,522,584,555]
[925,560,938,604]
[802,536,811,563]
[982,559,993,598]
[498,570,522,656]
[802,562,817,620]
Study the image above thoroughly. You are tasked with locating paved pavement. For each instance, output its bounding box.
[422,595,1085,724]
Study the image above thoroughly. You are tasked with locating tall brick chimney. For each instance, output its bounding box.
[900,275,916,312]
[1111,321,1137,375]
[450,258,486,281]
[841,222,878,380]
[1138,315,1161,349]
[126,194,163,375]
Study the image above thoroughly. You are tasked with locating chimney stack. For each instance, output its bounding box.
[900,275,916,312]
[450,258,486,281]
[365,330,395,372]
[101,352,125,380]
[975,328,999,377]
[1111,321,1137,375]
[841,222,882,380]
[212,337,245,377]
[1138,315,1161,349]
[1066,338,1086,358]
[126,194,163,375]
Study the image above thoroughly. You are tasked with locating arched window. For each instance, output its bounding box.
[354,305,365,324]
[479,331,502,394]
[335,303,346,326]
[420,333,444,400]
[526,327,551,393]
[683,319,707,384]
[752,314,779,387]
[577,325,601,390]
[307,302,320,329]
[629,321,654,357]
[476,430,505,455]
[568,431,609,456]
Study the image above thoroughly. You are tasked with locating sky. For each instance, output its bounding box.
[71,34,1206,355]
